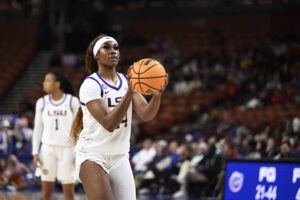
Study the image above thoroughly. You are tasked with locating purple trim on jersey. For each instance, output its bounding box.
[86,76,104,97]
[69,95,73,112]
[49,94,67,106]
[96,72,123,91]
[80,101,86,106]
[42,96,45,111]
[122,74,127,80]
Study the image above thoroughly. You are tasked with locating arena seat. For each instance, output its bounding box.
[0,19,37,100]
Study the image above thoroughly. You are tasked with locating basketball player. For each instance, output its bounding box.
[32,72,80,200]
[70,34,167,200]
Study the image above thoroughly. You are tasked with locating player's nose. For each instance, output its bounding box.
[110,47,117,54]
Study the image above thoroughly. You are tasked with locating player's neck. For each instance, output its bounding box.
[51,91,64,101]
[98,68,117,82]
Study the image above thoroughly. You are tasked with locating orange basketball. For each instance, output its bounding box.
[130,58,167,95]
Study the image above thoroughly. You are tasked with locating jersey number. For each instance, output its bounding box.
[116,114,127,129]
[55,118,58,130]
[108,97,128,129]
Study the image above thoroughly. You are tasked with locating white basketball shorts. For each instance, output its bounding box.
[75,151,136,200]
[38,144,75,184]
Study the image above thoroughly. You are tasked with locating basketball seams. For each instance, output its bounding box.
[132,60,141,75]
[138,64,159,74]
[130,75,167,79]
[138,58,152,73]
[139,82,160,91]
[132,60,162,75]
[138,59,146,94]
[133,82,140,88]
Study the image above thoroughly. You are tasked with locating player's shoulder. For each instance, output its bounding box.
[35,95,48,109]
[36,94,49,103]
[80,73,100,87]
[67,94,79,102]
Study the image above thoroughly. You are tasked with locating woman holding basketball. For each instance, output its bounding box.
[32,72,80,200]
[71,34,167,200]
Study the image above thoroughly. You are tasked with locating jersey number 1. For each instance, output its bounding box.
[55,118,59,130]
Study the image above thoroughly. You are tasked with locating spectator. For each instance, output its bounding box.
[292,116,300,134]
[156,141,179,172]
[12,118,32,156]
[174,74,190,94]
[137,139,168,194]
[144,141,179,195]
[266,138,278,157]
[274,140,298,160]
[214,140,239,199]
[132,138,156,188]
[0,158,8,188]
[0,120,11,158]
[257,140,267,158]
[245,140,261,159]
[172,142,208,198]
[5,155,33,190]
[174,144,222,198]
[189,74,202,92]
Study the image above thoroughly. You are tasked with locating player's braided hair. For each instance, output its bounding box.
[70,34,107,144]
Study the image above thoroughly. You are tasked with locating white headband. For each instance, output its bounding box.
[93,36,118,58]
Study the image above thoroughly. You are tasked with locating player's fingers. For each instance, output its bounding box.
[159,74,168,92]
[37,157,42,166]
[129,80,136,92]
[127,65,133,77]
[33,160,40,167]
[164,74,169,86]
[127,73,132,80]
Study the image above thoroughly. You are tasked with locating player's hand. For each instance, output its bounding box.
[127,65,136,94]
[154,74,168,95]
[33,154,42,168]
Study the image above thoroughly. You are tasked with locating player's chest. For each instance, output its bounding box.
[43,104,70,118]
[101,85,128,109]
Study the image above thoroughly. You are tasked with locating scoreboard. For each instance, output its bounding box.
[225,159,300,200]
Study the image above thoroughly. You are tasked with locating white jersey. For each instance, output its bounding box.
[76,72,132,155]
[32,94,80,155]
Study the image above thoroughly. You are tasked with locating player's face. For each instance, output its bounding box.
[98,41,120,68]
[43,73,59,94]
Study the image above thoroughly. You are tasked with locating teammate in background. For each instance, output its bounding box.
[32,72,80,200]
[71,34,167,200]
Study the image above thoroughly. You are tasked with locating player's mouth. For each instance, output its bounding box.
[108,56,118,62]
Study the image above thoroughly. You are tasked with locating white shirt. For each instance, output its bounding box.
[32,93,80,155]
[75,72,132,155]
[132,147,156,171]
[0,131,8,153]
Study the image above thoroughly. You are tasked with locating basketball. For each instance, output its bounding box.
[130,58,167,95]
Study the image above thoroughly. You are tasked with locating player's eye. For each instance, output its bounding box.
[103,45,110,49]
[114,46,120,50]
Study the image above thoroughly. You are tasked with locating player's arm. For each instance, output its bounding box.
[71,96,80,119]
[133,75,168,122]
[132,93,161,122]
[86,91,133,132]
[82,78,134,132]
[32,98,44,167]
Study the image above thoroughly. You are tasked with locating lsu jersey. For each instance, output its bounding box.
[76,72,132,155]
[41,94,76,147]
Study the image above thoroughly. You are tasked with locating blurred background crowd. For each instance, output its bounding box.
[0,0,300,199]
